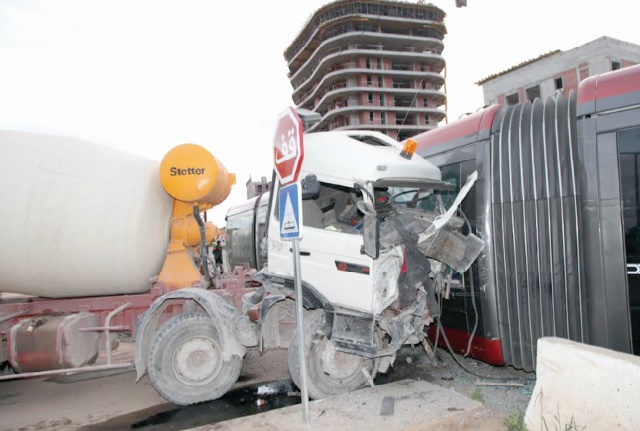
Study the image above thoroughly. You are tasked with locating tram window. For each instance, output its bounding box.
[619,127,640,263]
[439,163,461,209]
[421,160,479,291]
[618,126,640,354]
[419,162,460,212]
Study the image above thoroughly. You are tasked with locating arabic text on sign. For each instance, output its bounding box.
[275,127,298,164]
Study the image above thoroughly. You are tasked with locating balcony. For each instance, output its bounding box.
[289,31,445,81]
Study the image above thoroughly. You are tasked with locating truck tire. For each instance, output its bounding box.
[148,312,242,405]
[288,310,374,399]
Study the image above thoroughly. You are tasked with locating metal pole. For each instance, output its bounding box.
[293,238,310,424]
[104,302,132,365]
[0,363,132,381]
[0,307,31,325]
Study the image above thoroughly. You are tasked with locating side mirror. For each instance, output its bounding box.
[294,108,322,131]
[358,201,379,259]
[301,174,320,200]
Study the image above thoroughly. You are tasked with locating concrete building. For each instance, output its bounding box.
[246,176,270,199]
[478,36,640,106]
[283,0,448,141]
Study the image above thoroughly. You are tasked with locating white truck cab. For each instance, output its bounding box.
[267,131,442,314]
[241,129,484,399]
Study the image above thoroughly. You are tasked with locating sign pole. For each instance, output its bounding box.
[292,237,310,424]
[273,107,309,425]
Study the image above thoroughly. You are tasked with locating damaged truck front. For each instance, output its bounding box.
[230,130,485,399]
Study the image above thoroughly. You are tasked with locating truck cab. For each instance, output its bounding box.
[232,130,484,399]
[266,131,442,313]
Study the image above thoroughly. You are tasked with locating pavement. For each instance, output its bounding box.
[190,379,483,431]
[0,340,520,431]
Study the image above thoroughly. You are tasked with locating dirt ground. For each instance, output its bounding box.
[0,338,534,431]
[382,344,534,431]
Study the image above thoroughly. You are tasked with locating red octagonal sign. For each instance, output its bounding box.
[273,106,304,185]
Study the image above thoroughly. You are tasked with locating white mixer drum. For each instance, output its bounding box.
[0,130,173,298]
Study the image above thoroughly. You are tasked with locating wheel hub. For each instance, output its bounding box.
[173,335,223,386]
[317,339,362,379]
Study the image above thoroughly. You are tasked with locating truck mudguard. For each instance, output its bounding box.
[256,271,337,348]
[255,271,335,311]
[134,288,257,381]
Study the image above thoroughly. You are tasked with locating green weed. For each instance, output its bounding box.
[504,411,527,431]
[470,388,484,403]
[543,412,586,431]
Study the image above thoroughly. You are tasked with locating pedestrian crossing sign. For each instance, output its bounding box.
[279,182,303,240]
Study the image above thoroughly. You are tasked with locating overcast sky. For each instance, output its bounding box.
[1,0,639,226]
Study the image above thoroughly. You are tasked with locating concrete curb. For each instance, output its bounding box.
[525,337,640,431]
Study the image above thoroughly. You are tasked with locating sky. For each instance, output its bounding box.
[1,0,639,226]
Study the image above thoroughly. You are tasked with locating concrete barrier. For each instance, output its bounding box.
[525,337,640,431]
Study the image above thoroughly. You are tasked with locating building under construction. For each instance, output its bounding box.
[284,0,448,141]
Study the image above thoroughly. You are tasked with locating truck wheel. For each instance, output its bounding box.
[148,312,242,405]
[288,310,374,399]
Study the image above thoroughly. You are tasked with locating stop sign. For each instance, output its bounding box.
[273,107,304,185]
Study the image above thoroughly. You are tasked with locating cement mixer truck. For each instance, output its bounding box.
[0,130,258,405]
[0,126,485,405]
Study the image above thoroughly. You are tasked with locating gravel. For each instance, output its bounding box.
[377,342,536,420]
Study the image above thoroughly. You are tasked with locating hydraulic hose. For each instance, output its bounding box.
[436,322,528,383]
[193,205,211,284]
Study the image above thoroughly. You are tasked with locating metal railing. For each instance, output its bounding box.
[0,302,133,381]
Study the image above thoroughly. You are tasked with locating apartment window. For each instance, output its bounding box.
[506,93,519,106]
[377,58,382,69]
[554,77,564,91]
[369,112,375,123]
[381,113,387,125]
[420,64,426,72]
[425,115,430,125]
[423,99,429,107]
[365,57,371,69]
[579,67,589,81]
[367,75,372,87]
[379,94,385,106]
[612,61,622,71]
[368,93,373,104]
[378,76,383,87]
[526,85,540,102]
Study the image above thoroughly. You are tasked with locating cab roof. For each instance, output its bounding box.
[298,131,442,189]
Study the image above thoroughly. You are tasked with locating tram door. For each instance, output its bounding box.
[619,127,640,354]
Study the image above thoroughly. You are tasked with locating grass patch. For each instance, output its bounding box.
[504,411,527,431]
[543,413,586,431]
[470,388,484,403]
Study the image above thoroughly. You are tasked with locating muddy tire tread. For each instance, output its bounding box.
[148,312,243,405]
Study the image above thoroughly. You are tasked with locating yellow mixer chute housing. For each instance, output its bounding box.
[160,143,236,207]
[157,143,236,291]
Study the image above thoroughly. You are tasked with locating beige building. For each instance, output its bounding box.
[283,0,448,141]
[478,36,640,106]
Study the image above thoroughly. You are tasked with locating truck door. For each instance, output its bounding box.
[267,181,374,314]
